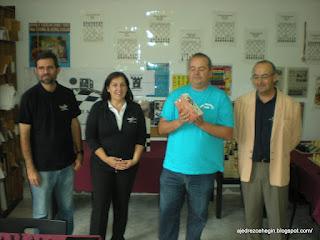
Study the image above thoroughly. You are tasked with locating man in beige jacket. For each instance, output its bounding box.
[234,60,301,240]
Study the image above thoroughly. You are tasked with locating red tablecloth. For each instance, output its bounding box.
[132,141,166,193]
[291,150,320,225]
[74,141,166,193]
[0,233,101,240]
[74,142,93,192]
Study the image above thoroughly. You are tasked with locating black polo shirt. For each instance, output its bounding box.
[19,82,81,171]
[252,91,277,162]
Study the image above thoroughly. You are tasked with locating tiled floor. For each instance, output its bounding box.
[7,185,319,239]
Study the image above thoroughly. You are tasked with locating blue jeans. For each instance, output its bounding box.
[30,165,74,234]
[159,168,215,240]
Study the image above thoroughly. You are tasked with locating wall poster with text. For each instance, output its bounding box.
[287,67,308,97]
[29,23,70,67]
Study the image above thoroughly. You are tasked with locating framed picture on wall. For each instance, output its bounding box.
[29,23,71,68]
[287,67,308,97]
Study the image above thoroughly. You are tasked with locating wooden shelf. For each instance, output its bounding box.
[0,5,23,218]
[0,39,17,43]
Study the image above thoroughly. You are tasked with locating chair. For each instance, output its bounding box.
[214,171,223,218]
[213,171,241,219]
[0,218,67,234]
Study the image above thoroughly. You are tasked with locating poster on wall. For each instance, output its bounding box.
[127,71,155,96]
[213,11,236,45]
[150,100,165,127]
[58,68,157,137]
[276,13,297,45]
[210,65,232,95]
[314,76,320,108]
[29,23,70,67]
[244,29,267,61]
[276,66,285,91]
[146,62,169,97]
[82,11,103,42]
[179,30,202,62]
[116,29,139,61]
[146,10,171,46]
[287,67,308,97]
[172,74,188,91]
[306,31,320,63]
[57,68,111,138]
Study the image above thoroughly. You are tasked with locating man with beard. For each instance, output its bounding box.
[19,51,82,234]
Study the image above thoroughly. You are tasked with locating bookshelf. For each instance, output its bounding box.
[0,5,23,217]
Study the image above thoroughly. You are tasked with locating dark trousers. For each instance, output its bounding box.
[90,159,138,240]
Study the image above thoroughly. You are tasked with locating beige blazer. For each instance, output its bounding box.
[234,90,301,187]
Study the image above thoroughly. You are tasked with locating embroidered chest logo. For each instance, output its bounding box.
[59,104,69,111]
[200,103,214,110]
[127,116,137,124]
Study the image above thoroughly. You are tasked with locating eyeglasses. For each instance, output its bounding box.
[251,73,274,81]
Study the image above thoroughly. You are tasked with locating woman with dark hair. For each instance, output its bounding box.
[86,71,146,240]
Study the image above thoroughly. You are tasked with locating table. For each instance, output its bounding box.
[291,150,320,224]
[74,141,232,218]
[131,141,166,193]
[74,141,93,192]
[74,141,166,193]
[0,233,101,240]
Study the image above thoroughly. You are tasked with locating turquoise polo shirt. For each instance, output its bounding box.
[161,85,234,174]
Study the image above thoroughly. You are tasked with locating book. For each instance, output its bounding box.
[175,93,203,121]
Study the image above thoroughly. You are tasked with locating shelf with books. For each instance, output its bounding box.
[0,5,23,218]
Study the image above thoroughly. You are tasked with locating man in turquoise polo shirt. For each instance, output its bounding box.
[158,52,234,240]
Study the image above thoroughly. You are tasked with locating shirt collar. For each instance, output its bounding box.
[38,81,59,95]
[108,101,127,112]
[256,89,277,104]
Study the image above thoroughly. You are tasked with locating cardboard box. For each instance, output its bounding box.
[0,55,12,74]
[3,18,12,30]
[8,31,18,41]
[3,18,20,31]
[11,20,20,31]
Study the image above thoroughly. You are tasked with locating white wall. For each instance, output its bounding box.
[2,0,320,139]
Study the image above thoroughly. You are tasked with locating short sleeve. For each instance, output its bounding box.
[19,92,33,124]
[216,93,234,128]
[135,105,147,146]
[69,90,81,118]
[160,93,178,121]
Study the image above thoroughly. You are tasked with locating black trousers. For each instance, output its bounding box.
[90,159,138,240]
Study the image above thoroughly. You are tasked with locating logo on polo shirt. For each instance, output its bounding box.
[200,103,214,110]
[127,116,137,123]
[59,104,69,111]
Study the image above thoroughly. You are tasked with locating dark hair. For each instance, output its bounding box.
[35,50,59,68]
[188,52,212,69]
[101,71,133,102]
[253,60,277,74]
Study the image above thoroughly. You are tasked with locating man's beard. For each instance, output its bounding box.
[39,76,56,85]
